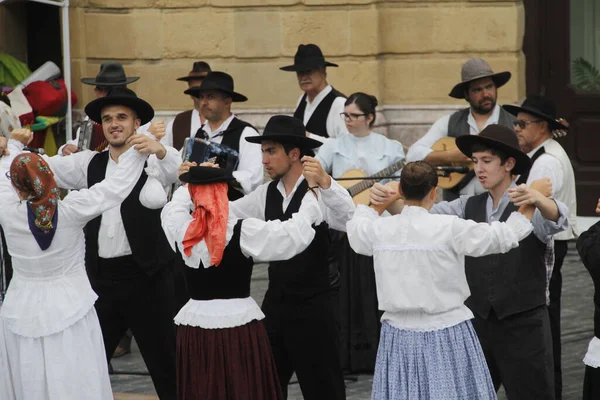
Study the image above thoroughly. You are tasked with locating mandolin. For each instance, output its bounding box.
[336,160,405,206]
[431,137,474,189]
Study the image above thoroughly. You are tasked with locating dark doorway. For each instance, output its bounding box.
[26,1,61,72]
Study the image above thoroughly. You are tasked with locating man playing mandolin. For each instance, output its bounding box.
[406,58,516,200]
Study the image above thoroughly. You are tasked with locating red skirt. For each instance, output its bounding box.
[176,319,283,400]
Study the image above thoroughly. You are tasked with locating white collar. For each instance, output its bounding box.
[527,138,552,157]
[276,174,306,200]
[305,85,332,106]
[203,113,235,136]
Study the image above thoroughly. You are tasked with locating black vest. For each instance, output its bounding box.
[172,109,194,150]
[443,107,516,201]
[293,87,345,138]
[184,220,254,300]
[464,192,547,319]
[85,151,176,277]
[576,221,600,338]
[263,180,331,304]
[516,147,545,185]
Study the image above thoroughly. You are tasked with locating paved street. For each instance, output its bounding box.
[112,242,594,399]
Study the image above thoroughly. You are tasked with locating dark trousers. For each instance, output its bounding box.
[549,239,568,400]
[93,256,177,400]
[583,364,600,400]
[471,306,554,400]
[262,292,346,400]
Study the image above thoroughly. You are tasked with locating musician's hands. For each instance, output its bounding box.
[370,181,399,205]
[62,144,79,155]
[301,156,331,189]
[179,161,197,177]
[10,128,33,146]
[0,136,8,157]
[127,134,167,159]
[148,120,166,140]
[529,178,552,198]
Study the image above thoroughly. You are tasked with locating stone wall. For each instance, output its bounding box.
[68,0,525,144]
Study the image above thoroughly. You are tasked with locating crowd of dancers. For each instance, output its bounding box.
[0,43,596,400]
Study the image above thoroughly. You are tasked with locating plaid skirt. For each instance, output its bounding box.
[372,320,496,400]
[176,319,283,400]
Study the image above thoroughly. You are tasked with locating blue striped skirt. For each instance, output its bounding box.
[372,320,496,400]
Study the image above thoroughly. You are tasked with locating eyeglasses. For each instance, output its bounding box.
[340,112,366,121]
[513,120,543,130]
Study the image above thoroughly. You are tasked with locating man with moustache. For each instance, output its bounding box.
[280,44,347,143]
[161,61,212,150]
[16,88,181,399]
[184,71,263,199]
[406,58,516,200]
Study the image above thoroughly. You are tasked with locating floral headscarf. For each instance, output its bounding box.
[10,153,60,250]
[0,100,21,138]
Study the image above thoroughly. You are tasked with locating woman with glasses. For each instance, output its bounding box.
[315,92,405,373]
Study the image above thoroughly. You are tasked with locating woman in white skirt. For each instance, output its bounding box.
[0,132,148,400]
[347,161,536,400]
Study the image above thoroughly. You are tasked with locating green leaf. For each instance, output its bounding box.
[572,57,600,91]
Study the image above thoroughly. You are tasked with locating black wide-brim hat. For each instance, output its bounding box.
[179,165,236,185]
[81,62,140,86]
[84,87,154,125]
[183,71,247,102]
[456,124,532,175]
[246,115,323,149]
[280,44,338,72]
[449,58,511,99]
[503,95,569,131]
[177,61,211,82]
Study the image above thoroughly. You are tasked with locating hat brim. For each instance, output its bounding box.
[84,96,155,125]
[279,61,339,72]
[179,166,236,185]
[176,74,209,82]
[246,134,323,149]
[502,104,569,131]
[183,87,248,102]
[80,76,140,86]
[455,134,531,176]
[448,71,512,99]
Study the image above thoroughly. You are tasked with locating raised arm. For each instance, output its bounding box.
[346,204,379,257]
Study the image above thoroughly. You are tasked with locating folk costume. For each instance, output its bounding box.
[431,125,569,400]
[576,221,600,400]
[406,58,516,200]
[231,115,354,399]
[45,88,181,400]
[280,44,347,143]
[163,61,211,150]
[162,164,326,400]
[182,72,263,198]
[347,195,534,400]
[0,141,148,400]
[316,132,405,372]
[504,96,578,400]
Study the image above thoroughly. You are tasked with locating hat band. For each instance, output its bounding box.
[96,75,128,84]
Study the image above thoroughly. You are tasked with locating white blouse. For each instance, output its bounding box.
[0,142,148,337]
[161,185,324,329]
[347,205,533,332]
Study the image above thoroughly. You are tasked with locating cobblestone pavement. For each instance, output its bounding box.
[112,242,593,399]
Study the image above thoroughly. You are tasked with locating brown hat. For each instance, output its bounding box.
[176,61,212,82]
[449,58,511,99]
[456,124,531,175]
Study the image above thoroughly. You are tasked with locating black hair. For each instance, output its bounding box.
[469,143,510,167]
[281,142,315,159]
[344,92,378,127]
[400,161,438,201]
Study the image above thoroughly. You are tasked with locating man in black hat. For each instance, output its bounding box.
[504,95,578,400]
[60,62,165,155]
[162,61,212,150]
[280,44,347,143]
[184,71,263,200]
[217,115,353,399]
[407,58,516,201]
[28,88,181,400]
[372,124,569,400]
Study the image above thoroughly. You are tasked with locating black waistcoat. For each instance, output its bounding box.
[172,109,194,150]
[85,151,176,277]
[293,87,345,138]
[576,221,600,338]
[184,220,254,300]
[464,192,547,319]
[263,180,331,304]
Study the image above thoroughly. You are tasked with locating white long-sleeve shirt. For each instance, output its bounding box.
[347,205,533,332]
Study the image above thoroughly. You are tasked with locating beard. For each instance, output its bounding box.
[470,96,496,115]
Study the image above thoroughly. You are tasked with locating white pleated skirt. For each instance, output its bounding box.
[0,307,113,400]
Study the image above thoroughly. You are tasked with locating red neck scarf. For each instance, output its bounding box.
[182,183,229,267]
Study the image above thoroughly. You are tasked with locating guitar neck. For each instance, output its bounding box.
[347,160,404,197]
